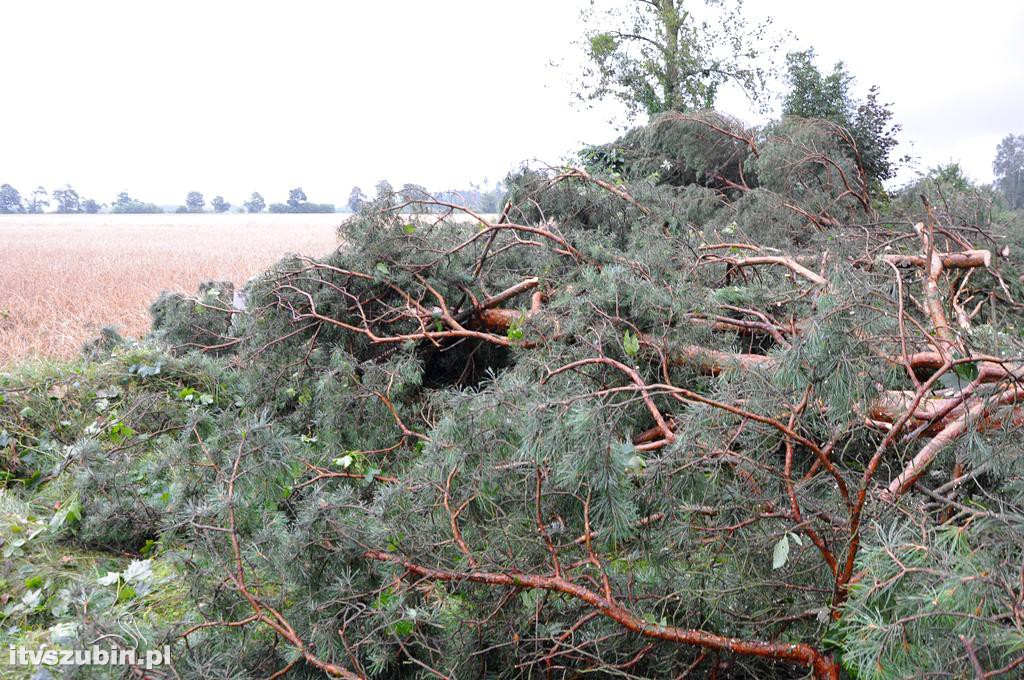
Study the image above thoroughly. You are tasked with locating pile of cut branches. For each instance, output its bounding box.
[3,113,1024,679]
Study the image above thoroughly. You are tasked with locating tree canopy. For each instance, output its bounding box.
[243,191,266,213]
[52,185,82,213]
[0,183,25,212]
[211,195,231,213]
[994,133,1024,209]
[781,49,904,185]
[576,0,777,118]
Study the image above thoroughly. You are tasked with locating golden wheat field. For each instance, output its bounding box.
[0,213,344,367]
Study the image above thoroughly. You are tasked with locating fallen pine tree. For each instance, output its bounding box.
[2,112,1024,678]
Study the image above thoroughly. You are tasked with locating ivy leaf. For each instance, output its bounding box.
[938,372,968,392]
[953,361,979,382]
[624,454,646,475]
[49,498,82,532]
[108,421,136,445]
[771,534,790,570]
[403,223,416,234]
[375,262,390,276]
[391,619,414,636]
[507,316,525,341]
[97,571,120,586]
[133,362,162,378]
[623,330,640,357]
[122,559,153,584]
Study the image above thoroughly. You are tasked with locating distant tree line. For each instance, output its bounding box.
[0,184,105,214]
[0,181,513,216]
[0,185,337,214]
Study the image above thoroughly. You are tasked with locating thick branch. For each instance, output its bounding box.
[882,384,1024,500]
[365,551,839,679]
[882,249,992,270]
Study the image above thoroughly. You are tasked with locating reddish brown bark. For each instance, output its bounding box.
[365,551,839,679]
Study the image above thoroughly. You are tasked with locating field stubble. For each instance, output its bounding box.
[1,213,344,366]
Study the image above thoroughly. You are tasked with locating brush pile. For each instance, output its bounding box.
[3,112,1024,679]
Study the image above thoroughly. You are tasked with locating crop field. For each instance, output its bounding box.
[0,213,343,366]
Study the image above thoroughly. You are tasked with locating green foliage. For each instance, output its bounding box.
[575,0,778,118]
[835,522,1024,679]
[782,49,905,185]
[149,281,238,355]
[4,112,1024,679]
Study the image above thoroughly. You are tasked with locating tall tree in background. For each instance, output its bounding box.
[781,49,851,121]
[347,186,367,212]
[211,195,231,213]
[243,192,265,213]
[185,191,205,213]
[993,134,1024,209]
[26,186,50,213]
[81,198,103,214]
[576,0,777,118]
[374,180,393,201]
[52,185,82,213]
[286,188,307,210]
[0,184,25,213]
[782,49,904,185]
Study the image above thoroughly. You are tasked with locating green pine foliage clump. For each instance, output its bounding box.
[3,113,1024,679]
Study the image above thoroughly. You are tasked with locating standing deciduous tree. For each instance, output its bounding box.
[243,192,265,213]
[782,49,904,185]
[347,186,367,212]
[374,180,393,200]
[286,188,307,210]
[576,0,777,118]
[0,184,25,213]
[211,195,231,213]
[185,191,205,213]
[80,198,103,214]
[52,185,82,213]
[993,134,1024,209]
[26,186,50,213]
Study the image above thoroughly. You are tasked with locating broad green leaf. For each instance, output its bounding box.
[771,534,790,569]
[953,361,979,382]
[623,329,640,357]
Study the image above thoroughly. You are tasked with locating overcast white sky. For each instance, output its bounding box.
[1,1,1021,206]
